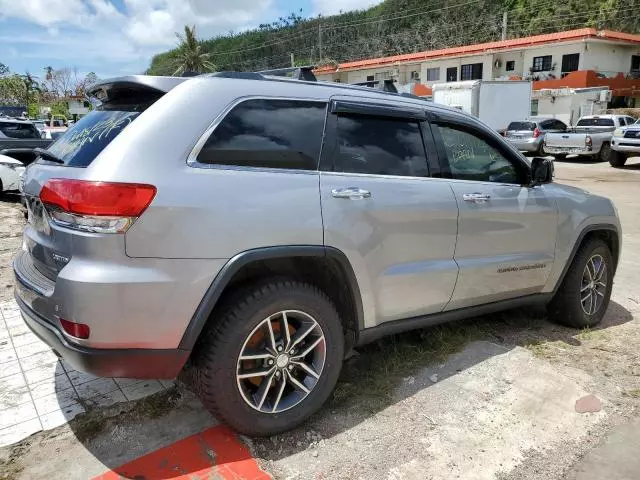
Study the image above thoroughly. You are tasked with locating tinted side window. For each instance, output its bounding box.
[334,115,428,177]
[197,99,326,170]
[0,122,40,139]
[553,120,567,130]
[436,124,520,184]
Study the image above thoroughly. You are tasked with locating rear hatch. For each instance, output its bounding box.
[506,121,536,139]
[20,78,180,285]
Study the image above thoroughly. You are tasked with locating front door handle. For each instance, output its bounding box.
[462,193,491,203]
[331,187,371,200]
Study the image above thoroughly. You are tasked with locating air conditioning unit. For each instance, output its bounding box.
[599,90,612,102]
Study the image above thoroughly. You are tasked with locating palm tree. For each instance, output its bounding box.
[173,25,216,76]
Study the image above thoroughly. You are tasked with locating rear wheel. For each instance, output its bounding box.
[599,143,611,162]
[193,279,344,436]
[609,150,627,167]
[548,238,613,328]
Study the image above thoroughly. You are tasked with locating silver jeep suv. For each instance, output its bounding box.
[14,73,621,435]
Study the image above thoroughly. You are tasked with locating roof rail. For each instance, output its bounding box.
[209,71,265,80]
[351,79,398,93]
[258,66,317,82]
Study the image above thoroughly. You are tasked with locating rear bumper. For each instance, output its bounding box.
[544,146,595,156]
[507,138,541,152]
[15,294,188,379]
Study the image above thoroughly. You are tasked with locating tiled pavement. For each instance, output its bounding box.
[0,300,174,448]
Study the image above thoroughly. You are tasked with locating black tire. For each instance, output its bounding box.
[599,143,611,162]
[192,279,344,436]
[609,150,627,167]
[548,238,613,328]
[553,154,567,161]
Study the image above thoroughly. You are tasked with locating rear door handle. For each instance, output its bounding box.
[462,193,491,203]
[331,187,371,200]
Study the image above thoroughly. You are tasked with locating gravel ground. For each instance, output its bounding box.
[1,159,639,480]
[0,192,24,303]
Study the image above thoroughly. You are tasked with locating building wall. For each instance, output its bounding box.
[535,90,609,125]
[521,41,585,77]
[419,54,494,86]
[580,42,640,73]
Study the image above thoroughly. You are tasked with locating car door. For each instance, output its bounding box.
[430,114,558,311]
[319,98,459,328]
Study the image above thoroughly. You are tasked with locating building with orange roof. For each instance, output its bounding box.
[315,29,640,107]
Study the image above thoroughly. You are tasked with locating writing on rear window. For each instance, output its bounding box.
[45,110,141,167]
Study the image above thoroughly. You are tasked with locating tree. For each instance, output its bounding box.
[0,62,9,76]
[42,67,74,98]
[74,72,99,97]
[172,25,216,76]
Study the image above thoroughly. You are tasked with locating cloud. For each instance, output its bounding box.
[313,0,382,16]
[0,0,279,75]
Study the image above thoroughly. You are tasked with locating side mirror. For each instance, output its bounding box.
[530,157,554,186]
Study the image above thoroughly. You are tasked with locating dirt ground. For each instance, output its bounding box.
[0,192,23,303]
[1,158,639,479]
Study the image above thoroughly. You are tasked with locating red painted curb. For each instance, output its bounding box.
[93,424,270,480]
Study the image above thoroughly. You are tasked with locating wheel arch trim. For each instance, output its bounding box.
[178,245,364,350]
[551,223,620,295]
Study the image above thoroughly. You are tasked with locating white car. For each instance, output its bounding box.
[0,154,26,192]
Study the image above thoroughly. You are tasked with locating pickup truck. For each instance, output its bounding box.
[610,119,640,167]
[543,115,632,162]
[0,118,52,165]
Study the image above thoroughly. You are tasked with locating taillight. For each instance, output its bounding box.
[59,318,90,339]
[40,179,156,233]
[585,135,593,147]
[533,128,542,138]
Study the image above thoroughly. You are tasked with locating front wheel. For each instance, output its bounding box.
[192,279,344,436]
[609,150,627,167]
[548,238,613,328]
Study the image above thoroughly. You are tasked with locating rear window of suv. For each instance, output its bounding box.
[45,106,141,167]
[507,122,535,131]
[0,121,41,139]
[576,118,615,127]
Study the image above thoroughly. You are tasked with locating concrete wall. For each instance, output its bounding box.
[581,42,640,73]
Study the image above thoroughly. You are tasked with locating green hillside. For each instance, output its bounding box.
[147,0,640,75]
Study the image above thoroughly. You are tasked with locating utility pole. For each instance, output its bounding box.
[318,23,323,61]
[501,11,508,41]
[290,53,295,67]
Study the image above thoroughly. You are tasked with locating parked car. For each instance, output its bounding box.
[505,117,567,155]
[0,118,52,152]
[14,74,621,436]
[543,114,629,161]
[610,118,640,167]
[0,154,25,193]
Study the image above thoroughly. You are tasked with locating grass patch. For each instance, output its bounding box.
[622,389,640,398]
[576,327,608,342]
[330,320,483,409]
[525,339,554,359]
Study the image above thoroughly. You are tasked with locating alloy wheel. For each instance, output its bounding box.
[580,254,608,315]
[236,310,326,413]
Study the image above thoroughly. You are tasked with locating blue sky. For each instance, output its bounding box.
[0,0,381,79]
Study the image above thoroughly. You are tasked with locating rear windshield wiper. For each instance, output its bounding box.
[33,148,64,164]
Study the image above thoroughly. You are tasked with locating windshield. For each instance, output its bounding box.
[44,105,145,167]
[576,118,615,127]
[0,121,41,139]
[507,122,535,131]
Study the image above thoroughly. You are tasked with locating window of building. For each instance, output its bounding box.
[436,125,519,184]
[196,99,326,170]
[426,67,440,81]
[531,99,539,116]
[334,115,428,177]
[446,67,458,82]
[532,55,553,72]
[461,63,483,81]
[632,55,640,73]
[374,71,391,81]
[561,53,580,76]
[505,60,515,72]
